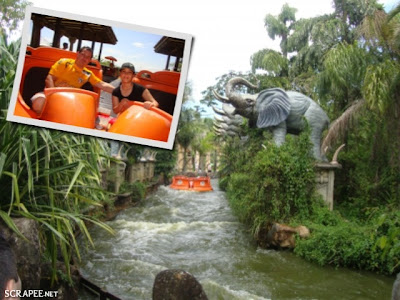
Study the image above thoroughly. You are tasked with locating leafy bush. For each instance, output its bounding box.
[154,148,177,178]
[223,127,319,235]
[334,111,400,218]
[219,124,400,275]
[294,222,374,269]
[119,181,146,200]
[294,208,400,275]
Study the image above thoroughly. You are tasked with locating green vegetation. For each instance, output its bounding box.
[219,126,399,275]
[295,209,400,275]
[153,148,177,179]
[118,181,146,200]
[176,80,218,173]
[224,128,319,234]
[0,0,29,37]
[215,0,400,276]
[0,31,115,283]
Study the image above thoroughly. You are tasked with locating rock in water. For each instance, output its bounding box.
[152,269,208,300]
[266,223,310,249]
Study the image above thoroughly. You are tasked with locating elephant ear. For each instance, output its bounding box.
[255,88,291,128]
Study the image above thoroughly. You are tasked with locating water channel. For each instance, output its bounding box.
[78,180,394,299]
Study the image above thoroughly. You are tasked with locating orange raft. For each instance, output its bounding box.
[170,175,213,192]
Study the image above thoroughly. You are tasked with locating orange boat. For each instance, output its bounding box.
[170,175,213,192]
[13,46,179,141]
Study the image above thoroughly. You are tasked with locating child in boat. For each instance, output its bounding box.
[111,62,159,114]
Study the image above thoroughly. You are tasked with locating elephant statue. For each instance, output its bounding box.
[213,77,329,160]
[212,103,244,138]
[212,104,244,127]
[213,120,241,137]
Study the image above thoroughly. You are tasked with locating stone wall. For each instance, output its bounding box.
[106,148,157,194]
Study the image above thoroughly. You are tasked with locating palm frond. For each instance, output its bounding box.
[322,99,365,152]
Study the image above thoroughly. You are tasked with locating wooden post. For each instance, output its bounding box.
[30,18,44,47]
[52,18,62,48]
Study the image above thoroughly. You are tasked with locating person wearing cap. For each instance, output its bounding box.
[30,46,115,115]
[111,62,159,114]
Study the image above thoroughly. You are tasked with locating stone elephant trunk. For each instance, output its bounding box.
[213,77,259,120]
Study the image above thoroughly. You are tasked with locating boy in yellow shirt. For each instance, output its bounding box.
[31,46,114,115]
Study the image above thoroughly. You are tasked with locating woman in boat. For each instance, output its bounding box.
[111,62,159,114]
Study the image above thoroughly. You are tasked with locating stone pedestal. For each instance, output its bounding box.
[127,164,139,183]
[148,161,155,180]
[138,161,146,182]
[314,162,342,210]
[109,160,126,193]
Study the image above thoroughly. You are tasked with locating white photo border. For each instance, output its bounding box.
[7,6,193,150]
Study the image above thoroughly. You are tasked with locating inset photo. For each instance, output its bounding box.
[7,6,192,149]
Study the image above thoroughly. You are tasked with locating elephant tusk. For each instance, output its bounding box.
[331,144,345,165]
[214,115,225,123]
[221,103,236,118]
[226,77,259,95]
[213,123,223,130]
[212,105,227,116]
[212,89,230,103]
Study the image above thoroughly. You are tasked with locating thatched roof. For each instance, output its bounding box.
[32,13,117,45]
[154,36,185,58]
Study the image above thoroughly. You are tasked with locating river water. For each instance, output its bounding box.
[78,180,394,299]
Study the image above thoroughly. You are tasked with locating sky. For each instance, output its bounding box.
[25,0,399,118]
[35,26,170,72]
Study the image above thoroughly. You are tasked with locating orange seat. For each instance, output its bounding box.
[170,176,191,190]
[40,87,99,128]
[108,102,172,142]
[192,177,213,192]
[14,92,38,119]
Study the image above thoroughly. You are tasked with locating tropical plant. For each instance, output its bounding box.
[153,148,177,179]
[0,33,20,109]
[294,207,400,275]
[223,126,318,237]
[0,0,29,36]
[215,1,400,276]
[200,71,255,107]
[264,3,297,58]
[175,107,201,172]
[0,32,113,284]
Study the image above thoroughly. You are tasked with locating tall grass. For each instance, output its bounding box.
[0,32,113,283]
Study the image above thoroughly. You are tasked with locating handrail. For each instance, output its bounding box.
[80,273,122,300]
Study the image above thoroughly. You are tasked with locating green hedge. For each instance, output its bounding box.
[223,128,319,235]
[220,127,399,275]
[295,209,400,275]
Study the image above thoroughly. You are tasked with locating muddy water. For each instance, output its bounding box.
[78,180,394,299]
